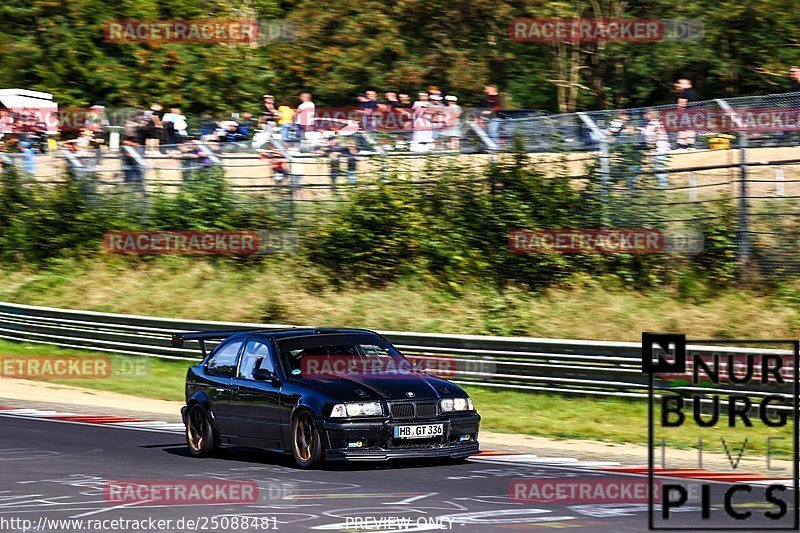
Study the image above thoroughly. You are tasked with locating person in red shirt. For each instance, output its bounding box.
[481,85,504,143]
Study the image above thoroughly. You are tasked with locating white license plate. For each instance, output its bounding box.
[393,423,444,439]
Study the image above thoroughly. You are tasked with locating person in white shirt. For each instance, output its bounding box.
[440,95,463,150]
[295,93,315,140]
[161,107,188,146]
[412,92,429,109]
[640,110,670,187]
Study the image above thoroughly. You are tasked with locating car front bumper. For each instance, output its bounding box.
[319,412,481,461]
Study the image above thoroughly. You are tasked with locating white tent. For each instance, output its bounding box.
[0,89,59,134]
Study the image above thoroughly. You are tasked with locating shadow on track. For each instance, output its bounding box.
[154,443,469,471]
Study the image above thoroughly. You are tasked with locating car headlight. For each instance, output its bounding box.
[441,397,473,412]
[330,401,383,418]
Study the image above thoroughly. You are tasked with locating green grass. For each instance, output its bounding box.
[0,340,188,401]
[3,257,800,341]
[466,386,794,457]
[0,340,791,457]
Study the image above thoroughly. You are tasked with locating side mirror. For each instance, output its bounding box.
[253,368,280,385]
[253,368,273,380]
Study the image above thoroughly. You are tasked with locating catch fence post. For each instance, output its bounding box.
[578,112,609,225]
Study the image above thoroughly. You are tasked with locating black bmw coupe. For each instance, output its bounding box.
[174,328,481,468]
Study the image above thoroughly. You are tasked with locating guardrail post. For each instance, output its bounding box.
[578,112,609,225]
[688,172,697,202]
[267,139,298,233]
[122,144,149,215]
[738,132,751,268]
[775,167,784,196]
[716,99,751,271]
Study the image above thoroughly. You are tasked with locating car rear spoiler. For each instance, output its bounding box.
[171,330,249,358]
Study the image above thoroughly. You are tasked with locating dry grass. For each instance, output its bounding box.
[2,257,800,341]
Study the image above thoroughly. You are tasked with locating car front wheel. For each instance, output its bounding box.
[186,404,217,458]
[292,411,323,469]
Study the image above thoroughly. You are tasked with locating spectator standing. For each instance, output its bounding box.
[128,106,146,142]
[383,91,403,131]
[413,92,429,109]
[640,110,670,187]
[398,93,412,109]
[260,94,279,134]
[142,104,163,152]
[675,79,697,149]
[121,136,144,185]
[360,90,380,131]
[239,113,257,138]
[320,135,342,189]
[396,94,413,130]
[84,105,109,144]
[428,94,444,142]
[19,141,35,175]
[440,95,463,150]
[675,78,698,106]
[789,67,800,92]
[481,85,504,143]
[295,92,315,139]
[162,107,188,148]
[411,102,434,151]
[277,102,295,141]
[384,91,400,110]
[343,141,358,184]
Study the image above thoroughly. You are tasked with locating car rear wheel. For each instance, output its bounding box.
[186,404,217,458]
[292,411,323,469]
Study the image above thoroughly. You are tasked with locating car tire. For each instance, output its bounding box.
[292,411,323,469]
[186,403,217,458]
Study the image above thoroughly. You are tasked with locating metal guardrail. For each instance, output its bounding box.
[0,301,793,401]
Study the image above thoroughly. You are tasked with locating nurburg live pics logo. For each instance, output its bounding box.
[642,332,799,530]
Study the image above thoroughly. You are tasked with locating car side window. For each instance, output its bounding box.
[206,340,243,378]
[238,339,274,380]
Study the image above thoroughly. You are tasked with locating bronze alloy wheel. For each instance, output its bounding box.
[292,411,322,468]
[186,404,216,457]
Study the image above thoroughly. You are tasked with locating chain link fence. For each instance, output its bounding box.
[4,92,800,274]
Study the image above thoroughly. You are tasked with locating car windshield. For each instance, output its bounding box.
[278,333,409,376]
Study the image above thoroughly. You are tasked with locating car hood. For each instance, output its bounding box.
[296,371,462,402]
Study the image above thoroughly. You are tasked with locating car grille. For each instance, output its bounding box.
[390,403,415,419]
[389,402,438,419]
[416,403,437,418]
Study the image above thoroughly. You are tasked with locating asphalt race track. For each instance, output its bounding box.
[0,413,793,532]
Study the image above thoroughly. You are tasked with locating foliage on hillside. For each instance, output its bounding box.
[0,0,797,113]
[0,153,738,291]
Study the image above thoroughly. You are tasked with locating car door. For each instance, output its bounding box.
[229,337,284,447]
[203,338,244,435]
